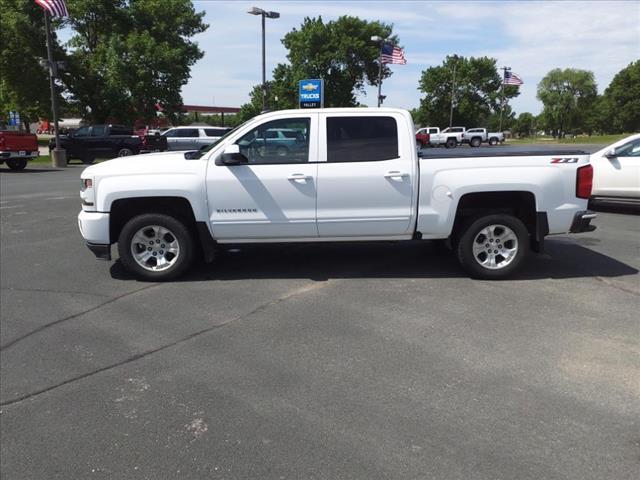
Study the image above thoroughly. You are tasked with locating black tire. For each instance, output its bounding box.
[456,214,529,279]
[489,137,499,146]
[416,140,423,149]
[81,155,95,165]
[445,137,457,148]
[275,145,289,157]
[470,137,481,147]
[117,148,134,157]
[117,213,195,281]
[6,159,27,170]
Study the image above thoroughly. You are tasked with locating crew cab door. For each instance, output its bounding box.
[207,114,318,240]
[316,113,416,237]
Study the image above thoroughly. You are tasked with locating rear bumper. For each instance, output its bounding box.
[569,210,597,233]
[0,150,39,159]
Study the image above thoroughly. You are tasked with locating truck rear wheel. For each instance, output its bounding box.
[117,148,134,157]
[489,137,499,146]
[456,214,529,279]
[117,213,194,281]
[445,137,456,148]
[6,159,27,170]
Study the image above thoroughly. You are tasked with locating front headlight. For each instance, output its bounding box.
[80,177,95,209]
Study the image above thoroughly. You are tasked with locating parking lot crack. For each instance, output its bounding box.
[1,286,112,298]
[595,276,640,296]
[0,284,161,351]
[0,280,330,408]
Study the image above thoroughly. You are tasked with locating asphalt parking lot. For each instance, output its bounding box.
[1,161,639,479]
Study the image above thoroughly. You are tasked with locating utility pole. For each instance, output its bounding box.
[449,60,457,128]
[499,66,510,132]
[44,11,66,167]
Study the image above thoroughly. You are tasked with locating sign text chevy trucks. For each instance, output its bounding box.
[78,108,596,280]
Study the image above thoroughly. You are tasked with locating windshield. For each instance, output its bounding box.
[195,120,251,159]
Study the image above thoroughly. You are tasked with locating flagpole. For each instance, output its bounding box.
[44,10,66,167]
[499,66,509,132]
[377,45,383,107]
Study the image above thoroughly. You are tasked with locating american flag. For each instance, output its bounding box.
[381,43,407,65]
[35,0,69,18]
[503,71,523,85]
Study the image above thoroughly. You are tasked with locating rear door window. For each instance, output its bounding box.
[326,116,398,163]
[177,128,200,138]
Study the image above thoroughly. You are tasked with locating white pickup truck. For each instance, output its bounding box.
[416,127,465,148]
[462,128,505,147]
[78,108,596,281]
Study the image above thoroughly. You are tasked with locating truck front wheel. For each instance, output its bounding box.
[118,213,194,281]
[470,137,482,147]
[456,214,529,279]
[6,159,27,170]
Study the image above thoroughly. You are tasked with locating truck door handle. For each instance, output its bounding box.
[384,171,409,179]
[287,173,311,182]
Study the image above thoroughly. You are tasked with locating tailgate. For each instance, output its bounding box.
[0,131,38,151]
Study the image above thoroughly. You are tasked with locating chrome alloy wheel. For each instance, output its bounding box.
[130,225,180,272]
[471,224,519,270]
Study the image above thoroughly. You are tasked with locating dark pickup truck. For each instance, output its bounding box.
[50,124,167,164]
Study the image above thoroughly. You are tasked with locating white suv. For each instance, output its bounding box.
[162,126,232,151]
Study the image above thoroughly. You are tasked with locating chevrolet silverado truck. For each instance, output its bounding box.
[462,128,504,147]
[52,124,167,164]
[0,130,39,170]
[415,127,465,148]
[78,108,596,281]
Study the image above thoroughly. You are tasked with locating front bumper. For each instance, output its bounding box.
[570,210,597,233]
[87,243,111,260]
[78,210,110,244]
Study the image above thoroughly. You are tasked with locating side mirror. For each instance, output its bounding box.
[216,144,248,166]
[604,148,617,159]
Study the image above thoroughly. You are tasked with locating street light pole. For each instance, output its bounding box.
[248,7,279,112]
[449,60,457,128]
[44,11,66,167]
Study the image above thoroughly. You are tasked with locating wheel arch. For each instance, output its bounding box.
[451,191,546,252]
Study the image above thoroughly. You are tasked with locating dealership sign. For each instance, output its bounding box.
[298,79,324,109]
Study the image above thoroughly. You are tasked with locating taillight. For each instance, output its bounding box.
[576,164,593,199]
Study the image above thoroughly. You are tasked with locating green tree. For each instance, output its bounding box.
[0,0,65,129]
[600,61,640,133]
[536,68,597,137]
[513,112,536,138]
[238,15,397,120]
[416,55,519,128]
[62,0,208,124]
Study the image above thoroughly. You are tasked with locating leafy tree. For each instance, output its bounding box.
[513,112,536,138]
[0,0,65,129]
[238,15,397,119]
[416,55,519,128]
[600,61,640,133]
[536,68,597,137]
[62,0,208,124]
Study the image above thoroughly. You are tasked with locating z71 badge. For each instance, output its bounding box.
[550,157,579,163]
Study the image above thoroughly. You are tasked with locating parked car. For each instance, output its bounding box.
[50,124,167,164]
[415,127,465,148]
[162,126,232,151]
[78,108,596,281]
[239,127,308,160]
[462,128,504,147]
[590,133,640,204]
[0,130,39,170]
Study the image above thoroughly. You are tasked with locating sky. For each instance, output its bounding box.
[183,0,639,116]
